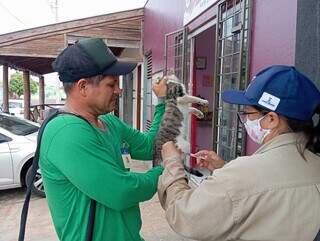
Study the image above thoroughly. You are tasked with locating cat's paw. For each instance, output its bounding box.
[198,99,209,105]
[193,110,204,119]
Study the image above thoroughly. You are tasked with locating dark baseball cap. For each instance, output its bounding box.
[222,65,320,121]
[52,38,137,82]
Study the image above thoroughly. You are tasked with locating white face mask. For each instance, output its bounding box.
[244,115,271,144]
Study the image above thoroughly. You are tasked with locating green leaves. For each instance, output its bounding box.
[9,71,38,97]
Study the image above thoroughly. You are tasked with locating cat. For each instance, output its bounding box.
[153,75,209,167]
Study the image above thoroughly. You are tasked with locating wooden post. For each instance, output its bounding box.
[39,76,45,110]
[23,71,31,120]
[2,64,9,113]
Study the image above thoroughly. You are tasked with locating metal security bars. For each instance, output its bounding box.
[164,28,190,89]
[164,28,192,149]
[214,0,252,161]
[143,52,153,131]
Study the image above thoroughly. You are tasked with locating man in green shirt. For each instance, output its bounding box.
[39,38,166,241]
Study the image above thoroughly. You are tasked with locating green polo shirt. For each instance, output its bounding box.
[39,103,164,241]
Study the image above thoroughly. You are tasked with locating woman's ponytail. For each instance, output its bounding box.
[306,105,320,154]
[286,105,320,155]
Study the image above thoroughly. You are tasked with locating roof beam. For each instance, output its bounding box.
[0,9,143,45]
[0,17,142,48]
[66,34,140,49]
[0,59,45,76]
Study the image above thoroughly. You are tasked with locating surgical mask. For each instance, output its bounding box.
[244,115,271,144]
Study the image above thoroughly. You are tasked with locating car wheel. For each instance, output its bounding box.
[26,165,46,198]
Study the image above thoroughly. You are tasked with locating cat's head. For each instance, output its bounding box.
[165,75,186,100]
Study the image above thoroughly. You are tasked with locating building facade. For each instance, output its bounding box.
[143,0,320,164]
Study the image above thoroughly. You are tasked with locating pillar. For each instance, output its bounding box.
[23,71,31,120]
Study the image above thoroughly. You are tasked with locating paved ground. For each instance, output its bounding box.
[0,161,193,241]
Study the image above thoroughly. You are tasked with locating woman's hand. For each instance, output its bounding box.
[161,141,181,163]
[194,150,225,172]
[152,77,167,97]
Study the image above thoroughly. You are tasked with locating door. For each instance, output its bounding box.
[0,133,13,186]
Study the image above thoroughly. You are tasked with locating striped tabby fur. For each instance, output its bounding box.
[153,75,208,166]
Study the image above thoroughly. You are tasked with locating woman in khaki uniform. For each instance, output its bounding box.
[158,65,320,241]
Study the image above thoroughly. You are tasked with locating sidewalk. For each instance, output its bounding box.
[132,160,193,241]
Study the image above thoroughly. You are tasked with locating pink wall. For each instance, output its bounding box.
[144,0,185,73]
[187,3,218,32]
[195,26,215,151]
[247,0,298,154]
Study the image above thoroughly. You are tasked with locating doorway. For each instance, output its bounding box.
[191,26,216,158]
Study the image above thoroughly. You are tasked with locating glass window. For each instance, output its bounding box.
[224,36,233,55]
[0,114,39,135]
[232,54,240,72]
[222,56,232,73]
[0,133,12,143]
[9,102,23,108]
[233,34,241,52]
[223,17,233,37]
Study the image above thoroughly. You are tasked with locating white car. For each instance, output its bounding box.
[0,113,45,197]
[8,99,24,118]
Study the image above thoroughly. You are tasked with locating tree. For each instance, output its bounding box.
[9,72,39,98]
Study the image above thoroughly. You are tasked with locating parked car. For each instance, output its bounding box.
[0,99,24,118]
[8,99,24,118]
[0,113,45,197]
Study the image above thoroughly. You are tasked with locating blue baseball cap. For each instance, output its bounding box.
[222,65,320,121]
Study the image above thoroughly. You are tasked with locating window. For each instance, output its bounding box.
[214,0,251,161]
[165,29,187,83]
[0,114,39,135]
[9,102,23,108]
[0,133,12,143]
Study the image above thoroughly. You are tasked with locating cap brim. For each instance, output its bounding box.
[222,90,254,105]
[102,61,137,76]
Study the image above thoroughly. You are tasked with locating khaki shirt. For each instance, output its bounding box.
[158,133,320,241]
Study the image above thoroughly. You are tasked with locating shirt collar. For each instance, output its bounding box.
[254,132,307,154]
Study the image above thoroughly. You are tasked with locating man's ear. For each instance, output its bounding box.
[76,79,88,96]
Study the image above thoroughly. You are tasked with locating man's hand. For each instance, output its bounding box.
[194,150,225,172]
[152,77,167,97]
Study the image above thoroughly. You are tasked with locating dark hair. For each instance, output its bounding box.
[287,117,320,154]
[254,105,320,155]
[63,82,76,95]
[63,74,104,96]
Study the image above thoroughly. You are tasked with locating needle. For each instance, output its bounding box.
[185,153,207,160]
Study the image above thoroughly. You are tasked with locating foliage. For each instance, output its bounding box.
[9,72,39,97]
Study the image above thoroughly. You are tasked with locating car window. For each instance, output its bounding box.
[0,133,12,143]
[9,102,23,108]
[0,115,39,135]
